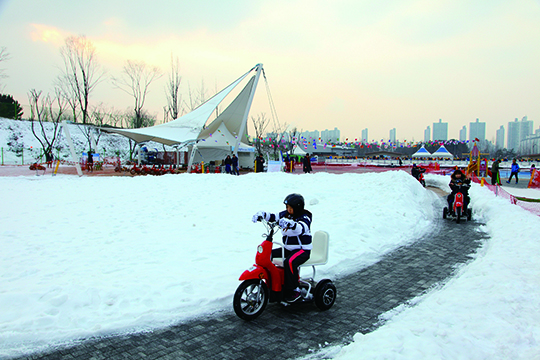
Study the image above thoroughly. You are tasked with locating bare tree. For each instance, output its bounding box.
[57,36,105,124]
[112,60,163,129]
[77,103,112,152]
[28,89,67,158]
[185,79,210,112]
[0,47,10,92]
[285,127,299,155]
[164,55,183,122]
[265,120,289,159]
[251,112,270,155]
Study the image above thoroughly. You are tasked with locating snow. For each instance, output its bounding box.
[0,118,172,165]
[1,117,540,359]
[1,170,437,357]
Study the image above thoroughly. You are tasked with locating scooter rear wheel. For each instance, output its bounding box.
[233,279,269,321]
[314,279,337,311]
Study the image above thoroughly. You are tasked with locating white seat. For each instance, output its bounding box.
[272,230,329,268]
[301,230,329,266]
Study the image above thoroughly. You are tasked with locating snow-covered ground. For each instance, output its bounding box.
[0,170,433,357]
[0,170,539,359]
[1,117,540,359]
[0,118,170,165]
[332,175,540,360]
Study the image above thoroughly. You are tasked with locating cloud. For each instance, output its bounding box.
[29,24,66,47]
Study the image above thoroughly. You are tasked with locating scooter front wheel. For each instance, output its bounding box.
[233,279,269,321]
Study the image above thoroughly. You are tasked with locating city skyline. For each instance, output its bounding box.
[1,1,539,142]
[298,115,536,149]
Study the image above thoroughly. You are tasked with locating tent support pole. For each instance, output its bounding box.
[187,144,198,173]
[62,121,83,177]
[233,63,263,156]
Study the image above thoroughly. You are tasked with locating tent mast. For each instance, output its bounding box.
[233,63,263,156]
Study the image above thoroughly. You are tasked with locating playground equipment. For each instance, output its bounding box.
[466,142,490,180]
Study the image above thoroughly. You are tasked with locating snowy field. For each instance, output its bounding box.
[0,170,539,359]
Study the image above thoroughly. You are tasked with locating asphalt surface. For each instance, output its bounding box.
[12,192,489,360]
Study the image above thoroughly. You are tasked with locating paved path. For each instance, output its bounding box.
[13,195,488,360]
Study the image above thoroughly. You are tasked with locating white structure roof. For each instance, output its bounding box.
[102,65,261,148]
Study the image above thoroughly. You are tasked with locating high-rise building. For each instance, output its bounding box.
[424,126,430,142]
[389,128,396,143]
[321,127,340,143]
[496,126,505,149]
[521,126,540,155]
[433,119,448,141]
[361,128,368,143]
[300,130,319,141]
[507,116,533,151]
[459,126,467,142]
[469,118,486,142]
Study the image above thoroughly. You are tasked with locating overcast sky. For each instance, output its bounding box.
[0,0,539,143]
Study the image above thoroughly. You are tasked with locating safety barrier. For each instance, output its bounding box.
[471,173,540,217]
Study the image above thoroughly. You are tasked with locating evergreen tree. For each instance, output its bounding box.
[0,94,23,119]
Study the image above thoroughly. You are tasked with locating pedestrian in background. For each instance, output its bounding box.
[303,153,312,173]
[224,155,232,174]
[231,154,239,175]
[506,159,520,184]
[491,159,501,185]
[87,150,94,173]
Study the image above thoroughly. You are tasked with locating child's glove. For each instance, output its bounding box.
[278,218,295,229]
[252,211,267,223]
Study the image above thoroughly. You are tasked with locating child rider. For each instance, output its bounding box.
[252,193,312,302]
[447,169,471,215]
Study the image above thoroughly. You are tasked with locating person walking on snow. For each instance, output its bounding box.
[507,159,520,184]
[491,159,501,185]
[87,150,93,172]
[224,155,232,174]
[231,154,239,175]
[303,153,312,173]
[252,193,312,303]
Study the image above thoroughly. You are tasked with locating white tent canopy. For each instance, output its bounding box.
[292,145,307,156]
[411,145,432,158]
[431,145,454,158]
[101,64,262,147]
[193,122,255,168]
[190,72,260,168]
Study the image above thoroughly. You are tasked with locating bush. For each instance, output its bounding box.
[0,94,24,119]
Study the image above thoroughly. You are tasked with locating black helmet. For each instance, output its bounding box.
[284,193,305,213]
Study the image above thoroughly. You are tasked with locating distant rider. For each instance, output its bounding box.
[447,169,471,215]
[411,164,426,180]
[252,193,312,302]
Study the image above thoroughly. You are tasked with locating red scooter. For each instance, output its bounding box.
[233,220,336,321]
[418,171,426,187]
[443,188,472,223]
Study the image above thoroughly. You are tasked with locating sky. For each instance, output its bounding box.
[0,0,539,143]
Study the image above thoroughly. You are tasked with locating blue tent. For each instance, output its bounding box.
[411,145,432,158]
[432,145,454,158]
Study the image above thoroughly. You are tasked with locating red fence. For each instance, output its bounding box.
[470,173,540,217]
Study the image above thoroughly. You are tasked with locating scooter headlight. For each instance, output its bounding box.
[257,245,264,253]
